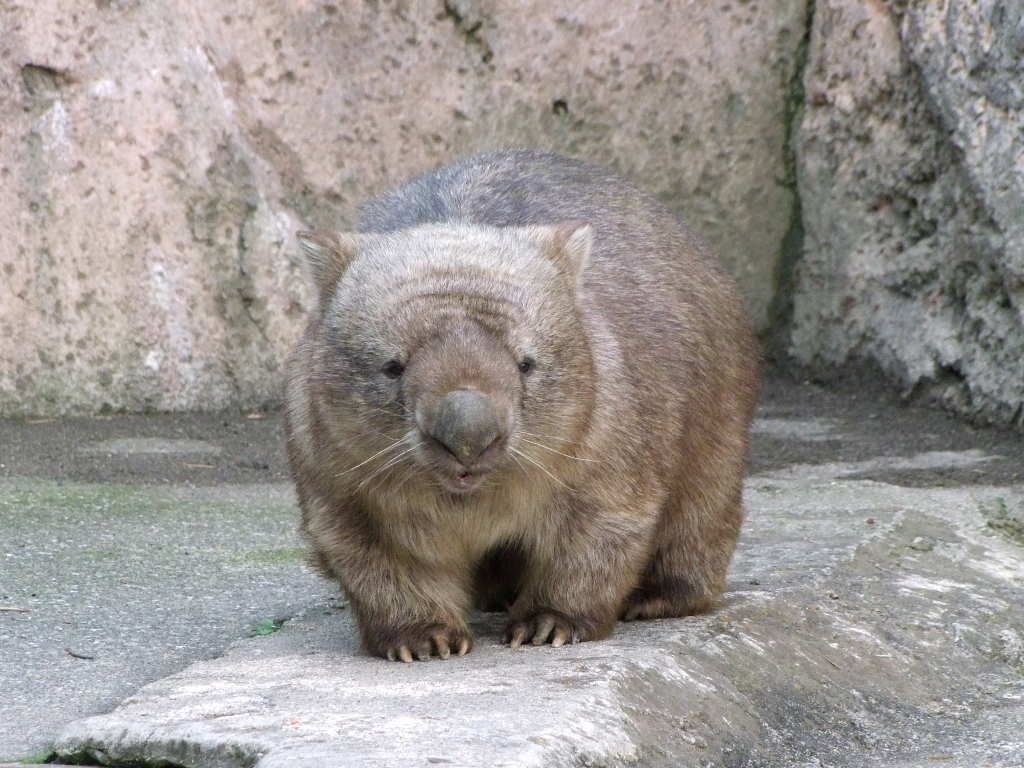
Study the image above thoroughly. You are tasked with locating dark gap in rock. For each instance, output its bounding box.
[21,63,71,98]
[762,0,814,361]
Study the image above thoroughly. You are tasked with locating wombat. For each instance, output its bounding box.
[285,150,760,662]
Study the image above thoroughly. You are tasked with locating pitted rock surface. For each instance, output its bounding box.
[0,0,807,416]
[791,0,1024,428]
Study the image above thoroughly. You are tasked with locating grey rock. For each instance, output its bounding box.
[4,377,1023,765]
[791,0,1024,428]
[0,479,325,762]
[77,438,222,455]
[752,417,839,442]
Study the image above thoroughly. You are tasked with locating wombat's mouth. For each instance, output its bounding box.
[442,468,487,495]
[422,439,506,495]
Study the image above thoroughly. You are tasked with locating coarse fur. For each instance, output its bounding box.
[284,150,760,661]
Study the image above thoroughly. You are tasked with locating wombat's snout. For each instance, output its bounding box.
[428,389,505,465]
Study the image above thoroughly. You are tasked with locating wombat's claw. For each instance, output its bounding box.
[505,611,579,648]
[387,646,415,663]
[382,627,472,662]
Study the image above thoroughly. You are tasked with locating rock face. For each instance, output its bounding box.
[1,2,309,416]
[0,0,807,416]
[790,0,1024,428]
[5,0,1020,427]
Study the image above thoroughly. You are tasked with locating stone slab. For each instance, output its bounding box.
[52,465,1024,767]
[4,374,1021,765]
[77,438,223,456]
[0,480,327,762]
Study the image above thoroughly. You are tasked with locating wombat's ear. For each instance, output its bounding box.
[543,222,592,289]
[296,230,359,302]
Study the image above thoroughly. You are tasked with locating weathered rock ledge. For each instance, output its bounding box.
[54,463,1024,767]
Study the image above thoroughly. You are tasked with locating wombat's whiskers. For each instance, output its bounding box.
[357,444,418,492]
[519,437,599,463]
[335,437,409,478]
[356,423,405,441]
[520,430,575,444]
[355,406,413,440]
[364,403,413,419]
[508,451,528,478]
[509,446,574,491]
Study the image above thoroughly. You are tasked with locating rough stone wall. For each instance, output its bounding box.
[8,0,1018,425]
[790,0,1024,427]
[0,0,807,416]
[2,2,308,415]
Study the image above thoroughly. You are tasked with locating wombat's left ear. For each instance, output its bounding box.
[546,222,592,287]
[296,231,360,304]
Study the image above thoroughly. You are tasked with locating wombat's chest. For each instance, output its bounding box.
[385,483,552,563]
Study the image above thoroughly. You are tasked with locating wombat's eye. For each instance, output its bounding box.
[381,360,405,379]
[518,357,535,375]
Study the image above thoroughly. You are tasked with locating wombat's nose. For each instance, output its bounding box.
[430,389,502,464]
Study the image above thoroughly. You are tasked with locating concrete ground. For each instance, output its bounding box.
[1,370,1022,766]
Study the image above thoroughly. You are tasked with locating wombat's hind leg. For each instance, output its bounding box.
[621,488,742,620]
[621,573,715,620]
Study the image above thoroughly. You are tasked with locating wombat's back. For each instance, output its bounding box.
[359,149,712,282]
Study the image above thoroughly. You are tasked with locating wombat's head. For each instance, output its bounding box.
[298,223,594,496]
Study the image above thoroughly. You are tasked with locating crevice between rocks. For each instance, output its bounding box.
[234,200,270,347]
[52,748,255,768]
[763,0,814,363]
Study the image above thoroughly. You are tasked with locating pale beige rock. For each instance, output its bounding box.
[1,1,308,415]
[1,0,807,415]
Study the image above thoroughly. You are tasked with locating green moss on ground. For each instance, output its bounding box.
[981,497,1024,546]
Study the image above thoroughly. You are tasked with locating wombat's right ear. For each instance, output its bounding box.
[296,231,360,303]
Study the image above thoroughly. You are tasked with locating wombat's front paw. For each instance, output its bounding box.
[504,609,600,648]
[369,622,473,662]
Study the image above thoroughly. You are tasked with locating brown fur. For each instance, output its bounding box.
[284,151,760,661]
